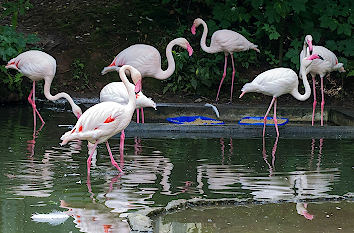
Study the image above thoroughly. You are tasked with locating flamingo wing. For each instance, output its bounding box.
[61,102,129,144]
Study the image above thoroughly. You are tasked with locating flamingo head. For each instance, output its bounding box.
[304,35,313,55]
[72,104,82,119]
[127,66,142,92]
[191,18,202,35]
[176,38,194,56]
[5,58,20,71]
[302,211,314,220]
[239,83,253,98]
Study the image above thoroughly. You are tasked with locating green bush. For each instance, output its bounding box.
[0,0,39,97]
[160,0,353,96]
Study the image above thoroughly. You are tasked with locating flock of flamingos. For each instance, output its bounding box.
[5,18,345,175]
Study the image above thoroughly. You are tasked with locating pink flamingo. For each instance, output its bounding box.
[5,50,82,125]
[101,38,193,123]
[239,54,322,137]
[191,18,260,103]
[60,65,139,176]
[296,203,314,220]
[99,80,156,151]
[300,35,345,126]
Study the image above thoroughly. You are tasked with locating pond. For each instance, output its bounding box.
[0,104,353,233]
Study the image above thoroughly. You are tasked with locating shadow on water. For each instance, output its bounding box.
[0,105,353,232]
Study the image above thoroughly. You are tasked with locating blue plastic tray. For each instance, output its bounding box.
[238,116,289,126]
[166,116,225,125]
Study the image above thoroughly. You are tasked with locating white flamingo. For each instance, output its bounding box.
[101,38,193,123]
[99,80,156,151]
[5,50,82,125]
[299,35,345,126]
[60,65,140,175]
[191,18,260,102]
[239,54,323,137]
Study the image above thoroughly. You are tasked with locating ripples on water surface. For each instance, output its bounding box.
[0,105,353,232]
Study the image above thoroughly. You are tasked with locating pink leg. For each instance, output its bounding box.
[311,75,317,126]
[30,82,45,125]
[273,98,279,137]
[106,141,124,173]
[229,53,236,103]
[263,97,276,137]
[87,142,98,175]
[216,55,228,102]
[120,130,125,153]
[141,108,144,123]
[320,77,325,126]
[136,108,140,123]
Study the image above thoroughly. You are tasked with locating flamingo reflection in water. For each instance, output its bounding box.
[60,200,130,233]
[262,136,279,176]
[220,137,233,164]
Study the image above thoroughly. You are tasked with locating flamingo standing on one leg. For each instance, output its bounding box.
[191,18,260,103]
[99,79,157,152]
[60,65,139,176]
[239,54,323,137]
[299,35,345,126]
[101,38,193,123]
[5,50,82,124]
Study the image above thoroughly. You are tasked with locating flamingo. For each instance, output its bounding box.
[60,65,140,175]
[101,37,193,123]
[239,54,323,137]
[5,50,82,124]
[299,35,346,126]
[191,18,260,103]
[99,80,157,151]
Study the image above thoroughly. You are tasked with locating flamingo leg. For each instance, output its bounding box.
[136,108,140,123]
[229,53,236,103]
[106,141,124,173]
[263,97,276,137]
[141,108,144,123]
[30,81,45,125]
[311,75,317,126]
[120,130,125,153]
[273,98,279,137]
[320,76,325,126]
[87,141,98,175]
[216,55,228,102]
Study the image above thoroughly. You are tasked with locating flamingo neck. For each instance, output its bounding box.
[291,66,311,101]
[118,67,136,109]
[199,20,216,54]
[43,77,81,116]
[154,39,178,80]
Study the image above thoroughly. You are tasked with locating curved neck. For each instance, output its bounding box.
[291,66,311,101]
[43,78,81,114]
[199,20,215,53]
[119,67,136,107]
[154,40,178,80]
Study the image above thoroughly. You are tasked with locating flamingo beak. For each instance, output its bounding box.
[239,91,246,98]
[191,24,196,35]
[134,79,142,92]
[187,44,193,56]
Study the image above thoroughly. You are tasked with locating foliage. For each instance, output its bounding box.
[0,26,39,93]
[0,1,38,98]
[71,59,90,91]
[160,0,354,96]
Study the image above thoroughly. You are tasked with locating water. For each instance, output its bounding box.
[0,105,353,233]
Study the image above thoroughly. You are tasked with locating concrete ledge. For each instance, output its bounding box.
[120,123,354,139]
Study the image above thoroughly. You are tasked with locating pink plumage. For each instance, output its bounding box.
[191,18,260,102]
[101,38,193,123]
[61,65,140,175]
[5,50,82,123]
[299,35,345,126]
[239,54,321,137]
